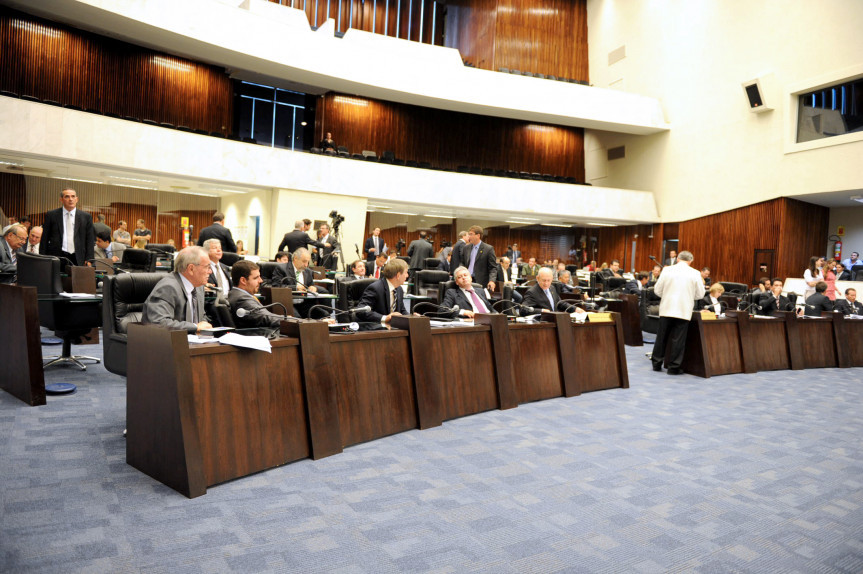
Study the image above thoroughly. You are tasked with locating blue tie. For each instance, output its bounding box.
[545,289,555,310]
[468,245,478,274]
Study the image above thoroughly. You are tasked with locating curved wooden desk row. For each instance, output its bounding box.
[680,310,863,378]
[126,313,629,498]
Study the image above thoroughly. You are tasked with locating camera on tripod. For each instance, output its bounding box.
[329,210,345,232]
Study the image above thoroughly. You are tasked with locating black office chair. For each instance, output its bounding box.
[257,262,282,287]
[641,286,660,334]
[120,248,156,272]
[719,282,748,296]
[18,252,103,370]
[345,278,376,321]
[604,277,626,297]
[415,270,449,298]
[145,243,175,271]
[423,258,440,269]
[220,252,243,267]
[102,272,164,376]
[851,264,863,281]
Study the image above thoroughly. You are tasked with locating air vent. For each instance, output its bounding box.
[607,146,626,161]
[608,45,626,66]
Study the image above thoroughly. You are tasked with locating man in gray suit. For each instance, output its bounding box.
[228,260,289,328]
[407,230,434,276]
[94,230,126,262]
[142,246,212,334]
[1,224,28,283]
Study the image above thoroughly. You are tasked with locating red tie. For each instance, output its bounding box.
[375,267,380,279]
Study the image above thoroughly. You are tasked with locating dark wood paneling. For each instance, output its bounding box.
[317,92,584,180]
[444,0,498,69]
[431,329,499,420]
[0,285,46,406]
[0,8,232,134]
[509,323,564,403]
[776,198,830,282]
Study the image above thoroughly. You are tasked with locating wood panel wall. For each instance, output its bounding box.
[0,8,233,134]
[445,0,589,81]
[0,173,219,246]
[270,0,445,45]
[317,93,585,178]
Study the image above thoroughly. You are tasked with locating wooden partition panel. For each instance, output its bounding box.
[317,93,585,179]
[0,285,46,407]
[0,8,232,134]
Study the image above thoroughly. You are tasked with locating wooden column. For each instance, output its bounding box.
[0,284,46,406]
[474,313,518,410]
[779,311,805,370]
[728,310,758,374]
[391,315,443,429]
[540,312,580,397]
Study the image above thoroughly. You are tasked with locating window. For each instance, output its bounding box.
[236,82,313,150]
[796,78,863,143]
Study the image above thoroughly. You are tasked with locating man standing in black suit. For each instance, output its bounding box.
[40,188,95,267]
[442,266,495,318]
[407,230,434,277]
[523,268,560,312]
[665,250,678,266]
[197,212,237,253]
[804,281,833,316]
[357,258,408,323]
[449,231,468,274]
[462,225,497,291]
[277,220,324,255]
[758,278,795,316]
[364,227,387,261]
[834,288,862,315]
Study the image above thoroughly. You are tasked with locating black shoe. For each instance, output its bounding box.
[667,368,683,375]
[652,363,662,372]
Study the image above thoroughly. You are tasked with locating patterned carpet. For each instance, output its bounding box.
[2,333,862,573]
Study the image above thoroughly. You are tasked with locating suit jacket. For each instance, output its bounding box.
[441,285,494,316]
[835,270,851,281]
[624,279,645,295]
[271,261,314,289]
[523,284,560,312]
[368,261,386,279]
[758,292,794,316]
[364,235,387,261]
[94,241,126,260]
[521,263,541,276]
[197,223,237,253]
[438,258,451,274]
[40,207,95,265]
[0,237,16,280]
[700,294,726,314]
[460,241,498,286]
[834,298,863,315]
[357,277,406,322]
[407,238,434,269]
[497,265,516,284]
[804,292,834,316]
[316,234,340,270]
[665,257,677,266]
[142,272,205,333]
[227,287,284,328]
[208,261,233,297]
[654,262,705,320]
[277,229,323,255]
[449,240,467,273]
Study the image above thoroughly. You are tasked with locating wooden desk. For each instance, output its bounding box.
[833,315,863,368]
[731,311,791,373]
[127,312,629,498]
[784,313,838,369]
[681,313,744,378]
[605,294,643,347]
[0,284,46,406]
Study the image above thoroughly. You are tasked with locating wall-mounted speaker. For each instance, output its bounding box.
[742,76,774,113]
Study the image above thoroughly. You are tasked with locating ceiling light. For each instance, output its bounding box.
[505,220,536,225]
[585,222,617,227]
[0,159,23,167]
[334,95,368,107]
[386,211,417,216]
[181,192,219,197]
[105,174,158,184]
[542,223,572,227]
[152,56,191,72]
[851,195,863,204]
[51,176,104,184]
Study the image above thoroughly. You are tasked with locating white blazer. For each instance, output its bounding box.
[654,261,706,320]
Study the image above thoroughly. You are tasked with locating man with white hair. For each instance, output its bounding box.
[522,267,560,311]
[277,219,324,255]
[142,246,213,334]
[651,250,705,375]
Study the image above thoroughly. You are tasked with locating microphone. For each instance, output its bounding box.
[506,302,542,316]
[648,255,664,268]
[237,302,288,318]
[412,302,460,317]
[86,258,116,272]
[308,304,372,320]
[556,300,581,313]
[355,243,361,258]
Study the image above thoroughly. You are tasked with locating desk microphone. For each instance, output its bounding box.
[237,302,289,318]
[86,258,117,272]
[556,300,583,313]
[308,304,371,320]
[412,302,459,317]
[648,255,664,268]
[505,302,541,316]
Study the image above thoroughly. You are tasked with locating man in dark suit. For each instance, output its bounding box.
[202,238,232,302]
[665,250,678,266]
[625,272,650,295]
[364,227,387,261]
[142,246,212,334]
[367,252,388,280]
[523,268,560,312]
[277,219,324,255]
[228,260,290,328]
[834,263,851,281]
[271,247,323,317]
[39,188,95,266]
[442,266,495,318]
[407,231,434,276]
[804,281,834,316]
[197,212,237,253]
[348,259,367,280]
[94,230,126,262]
[461,225,498,291]
[506,243,521,264]
[315,223,339,270]
[1,224,28,283]
[758,278,795,316]
[496,256,523,303]
[449,231,468,274]
[835,288,863,315]
[357,258,408,323]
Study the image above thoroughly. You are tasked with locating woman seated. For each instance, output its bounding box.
[700,283,726,315]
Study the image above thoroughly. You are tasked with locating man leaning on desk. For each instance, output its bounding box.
[142,246,213,334]
[228,260,289,328]
[357,257,408,324]
[442,266,495,319]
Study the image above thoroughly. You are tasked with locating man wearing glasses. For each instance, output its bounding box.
[142,246,213,334]
[1,224,28,283]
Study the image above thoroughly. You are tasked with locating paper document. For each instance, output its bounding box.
[218,332,272,353]
[59,292,101,298]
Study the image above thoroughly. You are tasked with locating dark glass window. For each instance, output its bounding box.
[797,78,863,143]
[236,82,310,150]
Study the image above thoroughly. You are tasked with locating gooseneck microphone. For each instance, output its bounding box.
[237,302,289,318]
[412,302,459,317]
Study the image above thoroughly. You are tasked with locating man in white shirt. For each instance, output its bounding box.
[202,239,231,302]
[651,250,705,375]
[22,225,42,254]
[442,266,495,319]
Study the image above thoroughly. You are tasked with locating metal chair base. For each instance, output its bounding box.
[43,354,101,371]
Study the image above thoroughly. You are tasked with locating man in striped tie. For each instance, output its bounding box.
[22,226,42,254]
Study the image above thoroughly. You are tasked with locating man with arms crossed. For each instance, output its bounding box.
[142,246,212,334]
[651,250,705,375]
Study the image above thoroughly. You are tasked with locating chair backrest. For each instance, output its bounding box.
[423,258,440,269]
[121,248,156,272]
[606,277,626,291]
[346,278,376,317]
[145,243,175,254]
[415,270,450,297]
[719,282,748,296]
[219,252,243,267]
[257,261,281,286]
[103,272,165,334]
[16,252,62,294]
[212,303,236,328]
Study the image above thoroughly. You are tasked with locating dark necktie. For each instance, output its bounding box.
[190,289,198,323]
[391,288,397,313]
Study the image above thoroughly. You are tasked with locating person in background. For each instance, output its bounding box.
[700,267,711,288]
[521,257,541,277]
[841,251,859,274]
[651,250,705,375]
[834,262,850,281]
[228,260,289,328]
[364,227,386,262]
[834,288,862,315]
[803,281,833,316]
[1,224,28,283]
[823,259,838,301]
[665,250,678,266]
[625,272,649,295]
[197,212,237,253]
[758,278,795,317]
[94,230,126,262]
[320,132,336,153]
[235,240,248,255]
[93,213,111,237]
[113,220,131,245]
[700,283,725,314]
[133,219,152,247]
[751,277,771,297]
[40,188,95,267]
[348,259,367,280]
[802,255,824,302]
[557,270,575,294]
[21,225,42,254]
[648,264,662,284]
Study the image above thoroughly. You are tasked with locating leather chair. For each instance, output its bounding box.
[220,252,244,267]
[145,243,175,271]
[851,264,863,281]
[719,282,748,296]
[415,270,449,298]
[145,243,175,254]
[345,278,376,321]
[257,261,282,287]
[18,252,102,370]
[603,277,626,297]
[640,286,660,334]
[120,248,156,272]
[101,272,164,376]
[423,258,440,269]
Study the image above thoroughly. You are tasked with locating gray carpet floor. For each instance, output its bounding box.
[2,333,862,573]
